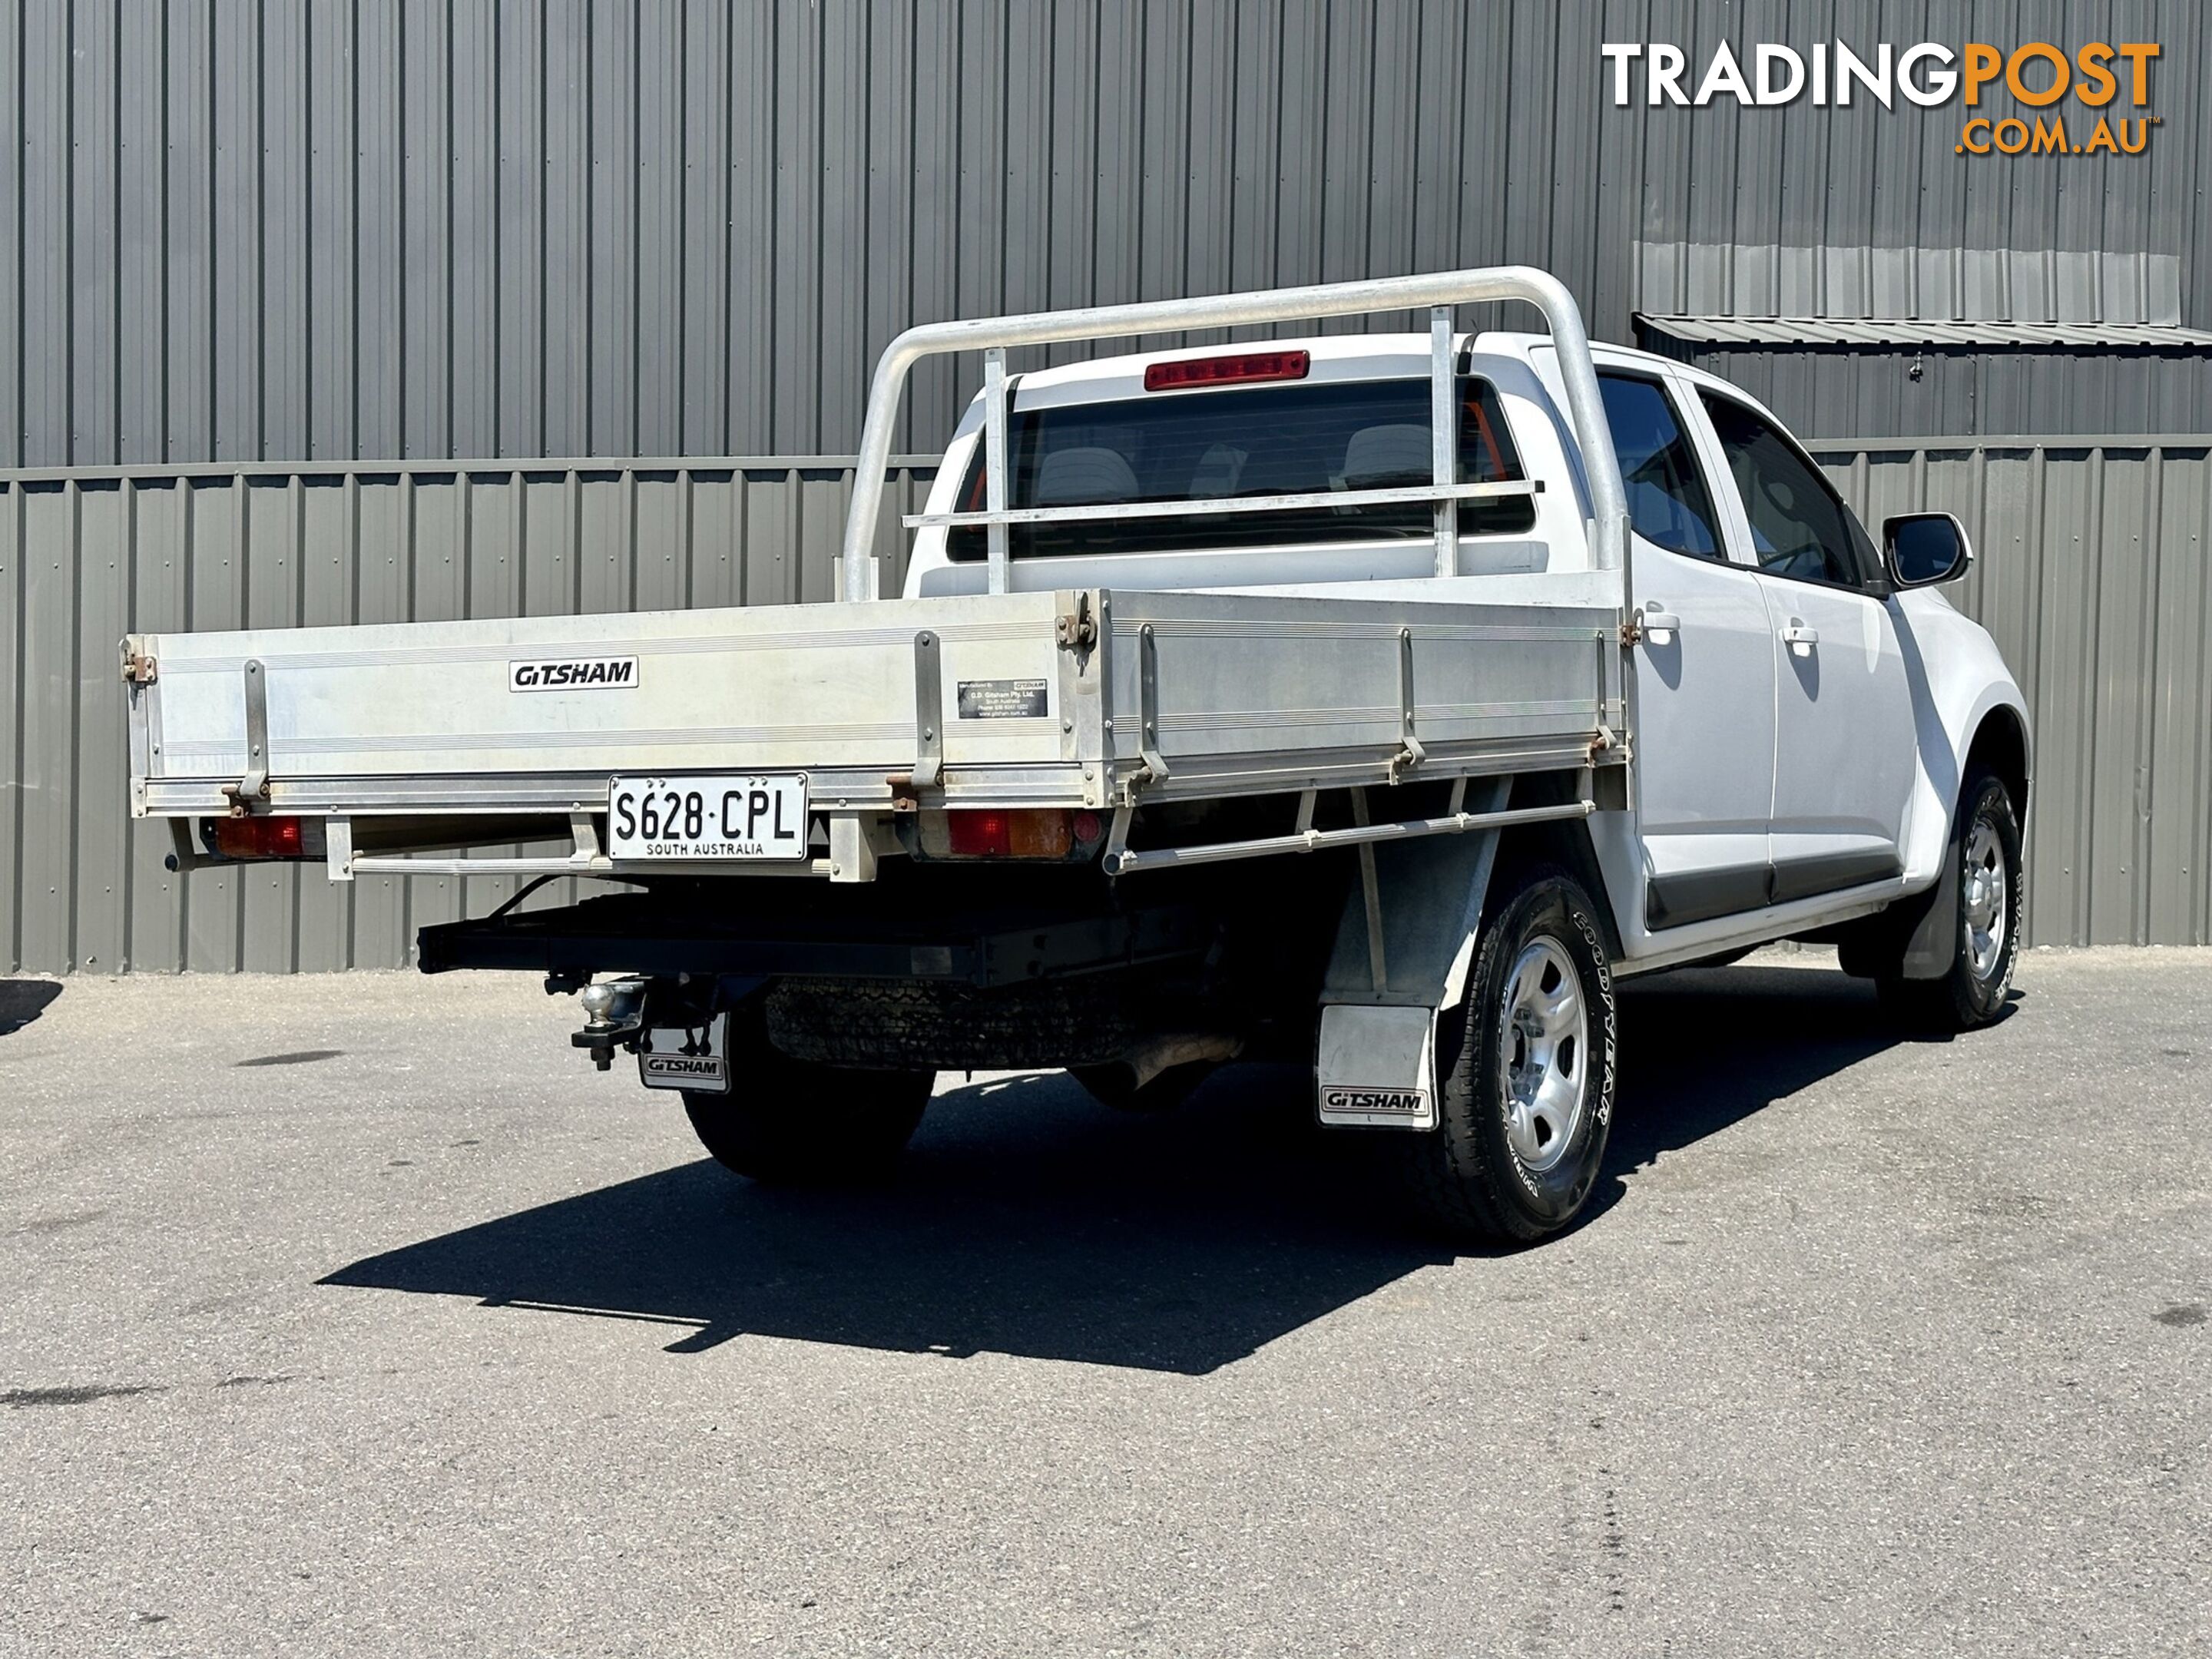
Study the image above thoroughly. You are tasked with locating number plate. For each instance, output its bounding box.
[608,773,810,862]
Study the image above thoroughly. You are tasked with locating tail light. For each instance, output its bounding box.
[212,815,313,860]
[929,809,1104,859]
[945,809,1073,859]
[1144,349,1310,392]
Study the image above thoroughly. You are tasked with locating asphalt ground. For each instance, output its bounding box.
[1,946,2207,1657]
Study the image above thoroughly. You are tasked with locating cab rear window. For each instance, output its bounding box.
[946,376,1534,560]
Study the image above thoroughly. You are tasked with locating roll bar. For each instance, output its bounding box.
[838,266,1629,602]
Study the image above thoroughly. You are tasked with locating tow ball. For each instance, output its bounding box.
[571,977,647,1071]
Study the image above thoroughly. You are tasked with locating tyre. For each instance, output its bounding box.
[681,1058,932,1184]
[1401,866,1618,1243]
[1068,1060,1216,1113]
[1876,766,2023,1031]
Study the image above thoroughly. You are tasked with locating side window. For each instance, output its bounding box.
[1698,394,1874,588]
[1597,373,1723,559]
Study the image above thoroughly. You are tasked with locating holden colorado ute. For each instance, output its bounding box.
[121,268,2029,1242]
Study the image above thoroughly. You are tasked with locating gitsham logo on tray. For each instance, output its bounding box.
[1601,41,2161,157]
[509,656,639,692]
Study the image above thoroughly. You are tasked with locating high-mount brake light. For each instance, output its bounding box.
[214,815,309,860]
[1143,349,1310,392]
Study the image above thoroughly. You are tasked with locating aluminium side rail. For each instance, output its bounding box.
[839,265,1631,601]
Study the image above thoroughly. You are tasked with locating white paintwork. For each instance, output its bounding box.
[1619,526,1778,908]
[1887,583,2031,882]
[900,323,2025,970]
[1757,573,1917,876]
[1668,364,1919,891]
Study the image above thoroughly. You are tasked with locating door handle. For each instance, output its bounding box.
[1637,604,1681,645]
[1780,621,1820,656]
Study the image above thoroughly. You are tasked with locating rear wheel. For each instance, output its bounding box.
[1401,867,1618,1243]
[681,1058,932,1184]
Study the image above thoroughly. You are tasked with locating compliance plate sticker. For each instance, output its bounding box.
[956,677,1048,719]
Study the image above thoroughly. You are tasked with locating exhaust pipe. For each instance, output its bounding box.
[1111,1031,1243,1092]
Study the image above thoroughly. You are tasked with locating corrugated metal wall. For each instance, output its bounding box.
[2,442,2206,972]
[1815,438,2212,951]
[3,0,2209,969]
[3,0,2209,465]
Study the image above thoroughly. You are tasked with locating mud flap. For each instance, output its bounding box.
[1901,835,1962,980]
[637,1012,731,1093]
[1316,1004,1438,1130]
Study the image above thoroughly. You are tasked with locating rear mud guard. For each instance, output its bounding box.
[1313,777,1511,1128]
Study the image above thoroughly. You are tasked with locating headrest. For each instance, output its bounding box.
[1033,446,1141,505]
[1340,423,1431,487]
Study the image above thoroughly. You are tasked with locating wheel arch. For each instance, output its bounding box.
[1493,809,1625,965]
[1316,768,1622,1027]
[1963,702,2032,827]
[1892,585,2032,887]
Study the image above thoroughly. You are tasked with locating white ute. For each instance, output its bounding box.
[121,268,2030,1241]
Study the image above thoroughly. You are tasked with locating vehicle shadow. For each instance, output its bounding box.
[326,1063,1451,1374]
[322,963,1998,1373]
[0,979,62,1038]
[1594,961,1994,1218]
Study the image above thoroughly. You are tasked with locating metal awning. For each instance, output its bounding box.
[1636,314,2212,350]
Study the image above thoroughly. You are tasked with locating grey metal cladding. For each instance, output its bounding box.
[5,0,2207,469]
[2,0,2210,969]
[1807,437,2212,951]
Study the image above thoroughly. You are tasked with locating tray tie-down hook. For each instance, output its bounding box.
[1389,627,1427,783]
[220,659,272,817]
[888,630,945,812]
[1136,624,1170,784]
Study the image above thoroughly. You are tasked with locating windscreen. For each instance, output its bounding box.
[947,376,1534,560]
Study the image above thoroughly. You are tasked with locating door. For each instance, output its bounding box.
[1694,392,1916,900]
[1602,370,1778,929]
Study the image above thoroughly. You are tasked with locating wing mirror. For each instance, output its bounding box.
[1883,512,1972,588]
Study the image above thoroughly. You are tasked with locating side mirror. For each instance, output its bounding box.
[1883,512,1972,588]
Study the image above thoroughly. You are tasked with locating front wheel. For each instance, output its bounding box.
[682,1059,932,1184]
[1876,767,2023,1031]
[1401,867,1618,1243]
